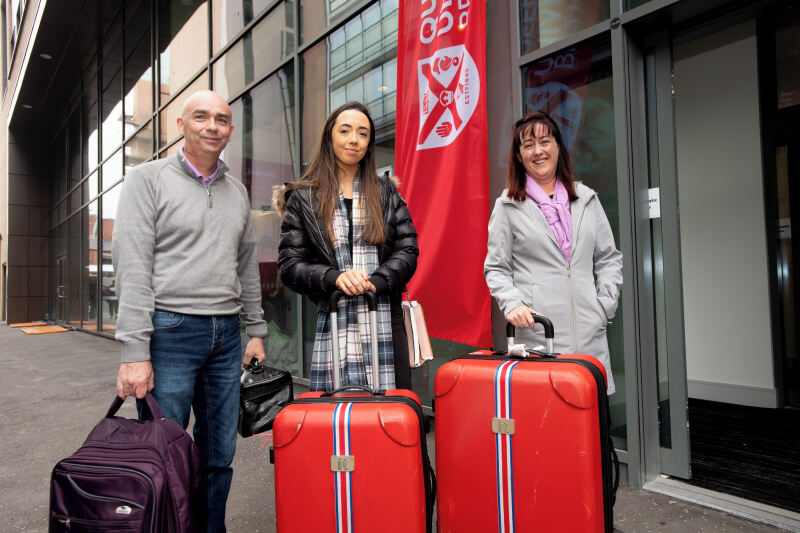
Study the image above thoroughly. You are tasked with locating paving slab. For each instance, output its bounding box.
[0,324,790,532]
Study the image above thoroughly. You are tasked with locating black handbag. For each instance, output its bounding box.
[238,360,293,438]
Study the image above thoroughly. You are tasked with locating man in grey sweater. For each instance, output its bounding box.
[113,90,267,532]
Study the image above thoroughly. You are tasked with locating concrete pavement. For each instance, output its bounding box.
[0,323,791,532]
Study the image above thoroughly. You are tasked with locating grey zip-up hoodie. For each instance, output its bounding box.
[484,183,622,394]
[112,153,267,363]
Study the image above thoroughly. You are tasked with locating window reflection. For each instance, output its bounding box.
[522,37,626,449]
[211,0,275,54]
[83,70,99,177]
[302,0,398,164]
[159,73,209,148]
[124,0,154,139]
[301,0,351,44]
[125,121,154,171]
[69,213,82,327]
[83,200,100,330]
[519,0,609,54]
[103,151,123,192]
[213,1,296,100]
[226,65,298,372]
[158,0,208,103]
[100,185,122,330]
[103,26,124,160]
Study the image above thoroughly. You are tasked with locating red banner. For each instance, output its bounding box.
[396,0,492,348]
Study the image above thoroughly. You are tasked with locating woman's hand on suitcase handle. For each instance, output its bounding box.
[336,269,376,296]
[506,305,540,328]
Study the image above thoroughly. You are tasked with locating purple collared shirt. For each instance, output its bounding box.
[179,147,221,185]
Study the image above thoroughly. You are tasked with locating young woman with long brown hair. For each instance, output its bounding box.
[275,101,419,391]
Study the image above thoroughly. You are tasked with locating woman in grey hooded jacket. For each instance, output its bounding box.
[484,112,622,394]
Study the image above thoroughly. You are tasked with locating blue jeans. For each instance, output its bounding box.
[143,310,241,533]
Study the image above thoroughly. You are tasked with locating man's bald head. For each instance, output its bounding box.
[177,90,234,165]
[181,90,231,121]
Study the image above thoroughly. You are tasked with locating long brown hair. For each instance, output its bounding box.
[505,111,577,202]
[275,101,385,244]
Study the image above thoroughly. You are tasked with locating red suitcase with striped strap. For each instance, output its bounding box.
[434,316,617,533]
[271,291,434,533]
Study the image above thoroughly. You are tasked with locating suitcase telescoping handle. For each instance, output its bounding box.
[506,315,555,355]
[328,289,380,391]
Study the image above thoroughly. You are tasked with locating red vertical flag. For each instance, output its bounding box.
[395,0,492,347]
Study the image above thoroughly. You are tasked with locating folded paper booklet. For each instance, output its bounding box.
[402,300,434,368]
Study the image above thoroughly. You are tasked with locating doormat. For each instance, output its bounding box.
[19,325,69,335]
[9,321,47,328]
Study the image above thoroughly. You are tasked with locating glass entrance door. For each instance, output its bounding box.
[56,255,67,323]
[635,33,691,479]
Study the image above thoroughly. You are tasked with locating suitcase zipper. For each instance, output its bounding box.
[60,462,157,533]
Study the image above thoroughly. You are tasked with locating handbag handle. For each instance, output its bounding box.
[321,385,385,397]
[506,315,555,354]
[106,392,165,420]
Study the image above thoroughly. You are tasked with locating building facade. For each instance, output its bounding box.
[2,0,798,519]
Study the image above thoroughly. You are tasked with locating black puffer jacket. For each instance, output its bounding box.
[277,176,419,311]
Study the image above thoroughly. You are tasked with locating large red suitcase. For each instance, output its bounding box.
[272,291,434,533]
[434,317,616,533]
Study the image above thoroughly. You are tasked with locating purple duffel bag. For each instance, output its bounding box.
[49,393,202,532]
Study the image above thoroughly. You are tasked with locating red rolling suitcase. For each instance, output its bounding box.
[271,290,434,533]
[434,316,617,533]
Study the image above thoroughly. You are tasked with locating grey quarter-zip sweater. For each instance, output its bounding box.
[112,153,267,363]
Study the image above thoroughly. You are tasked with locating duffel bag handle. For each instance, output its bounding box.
[106,392,165,420]
[506,315,555,355]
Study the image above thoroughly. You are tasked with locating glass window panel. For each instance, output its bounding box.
[346,77,363,104]
[625,0,653,10]
[776,16,800,109]
[330,85,346,110]
[55,131,68,207]
[102,68,124,160]
[83,69,99,177]
[301,40,328,166]
[158,0,209,103]
[124,0,154,140]
[363,2,380,27]
[364,66,382,107]
[102,18,124,159]
[103,150,124,191]
[70,186,82,215]
[82,172,99,205]
[519,0,609,54]
[225,65,297,371]
[68,212,82,326]
[521,37,626,449]
[159,72,209,148]
[303,4,399,165]
[211,0,274,54]
[83,200,100,329]
[125,121,154,171]
[213,3,296,100]
[300,0,349,44]
[101,184,122,330]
